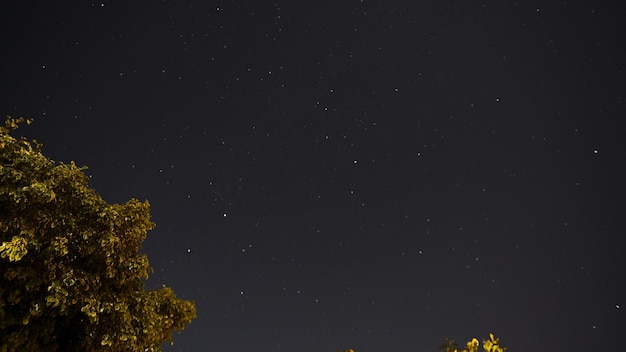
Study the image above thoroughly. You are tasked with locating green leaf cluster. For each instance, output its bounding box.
[1,117,196,351]
[439,333,507,352]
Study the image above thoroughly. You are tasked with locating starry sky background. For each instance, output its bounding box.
[1,1,625,351]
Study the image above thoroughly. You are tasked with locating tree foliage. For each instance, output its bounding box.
[336,333,506,352]
[0,117,196,351]
[439,333,507,352]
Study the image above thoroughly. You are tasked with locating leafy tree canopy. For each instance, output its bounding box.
[439,333,507,352]
[336,333,506,352]
[0,117,196,351]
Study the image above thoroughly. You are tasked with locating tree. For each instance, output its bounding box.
[0,117,196,351]
[439,333,507,352]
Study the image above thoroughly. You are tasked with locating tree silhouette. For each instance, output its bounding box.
[0,117,196,351]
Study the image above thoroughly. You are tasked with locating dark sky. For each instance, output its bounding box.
[2,1,625,351]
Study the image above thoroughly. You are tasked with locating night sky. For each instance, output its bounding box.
[2,1,625,351]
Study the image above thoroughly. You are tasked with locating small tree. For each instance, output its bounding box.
[439,333,507,352]
[0,117,196,351]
